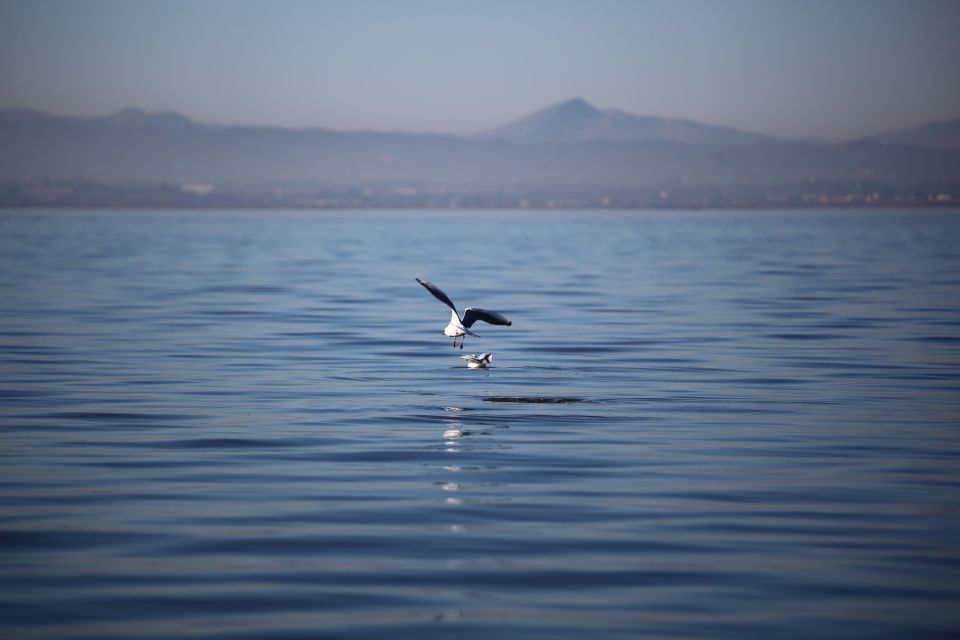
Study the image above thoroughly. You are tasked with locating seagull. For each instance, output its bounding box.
[416,278,512,349]
[460,353,493,369]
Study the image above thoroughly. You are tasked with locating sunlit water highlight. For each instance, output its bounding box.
[1,208,959,639]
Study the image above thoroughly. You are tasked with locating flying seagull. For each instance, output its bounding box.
[416,278,512,349]
[460,353,493,369]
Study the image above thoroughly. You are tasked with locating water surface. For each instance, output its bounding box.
[1,208,959,639]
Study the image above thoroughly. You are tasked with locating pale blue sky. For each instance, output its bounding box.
[1,0,958,140]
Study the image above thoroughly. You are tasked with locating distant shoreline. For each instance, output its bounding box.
[3,203,959,213]
[2,181,956,211]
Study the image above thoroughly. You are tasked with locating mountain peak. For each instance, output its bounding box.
[479,97,607,143]
[481,98,771,145]
[554,97,604,116]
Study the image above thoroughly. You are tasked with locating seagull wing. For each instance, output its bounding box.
[416,278,458,315]
[462,307,512,328]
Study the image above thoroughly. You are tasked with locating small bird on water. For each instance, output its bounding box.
[460,353,493,369]
[416,278,512,349]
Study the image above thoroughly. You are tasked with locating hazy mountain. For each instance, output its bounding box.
[1,105,959,205]
[866,118,960,149]
[479,97,773,145]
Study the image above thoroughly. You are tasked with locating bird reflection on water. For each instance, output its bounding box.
[442,407,470,447]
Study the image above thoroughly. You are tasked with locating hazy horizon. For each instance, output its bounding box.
[7,97,959,144]
[1,0,959,142]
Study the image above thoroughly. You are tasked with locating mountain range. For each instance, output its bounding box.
[1,99,958,207]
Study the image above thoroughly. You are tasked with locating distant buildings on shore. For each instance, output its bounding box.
[1,179,956,209]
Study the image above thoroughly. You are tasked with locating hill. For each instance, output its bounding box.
[866,118,960,149]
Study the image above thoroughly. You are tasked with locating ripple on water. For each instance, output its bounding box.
[483,396,584,404]
[1,209,959,640]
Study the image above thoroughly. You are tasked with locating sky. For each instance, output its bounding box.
[1,0,958,141]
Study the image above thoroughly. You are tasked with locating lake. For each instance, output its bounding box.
[1,208,959,639]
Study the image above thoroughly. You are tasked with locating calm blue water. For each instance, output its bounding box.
[1,208,959,639]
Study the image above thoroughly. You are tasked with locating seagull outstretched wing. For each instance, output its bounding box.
[462,308,512,328]
[416,278,458,315]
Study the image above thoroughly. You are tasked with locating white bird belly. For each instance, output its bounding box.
[444,310,466,337]
[444,323,465,337]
